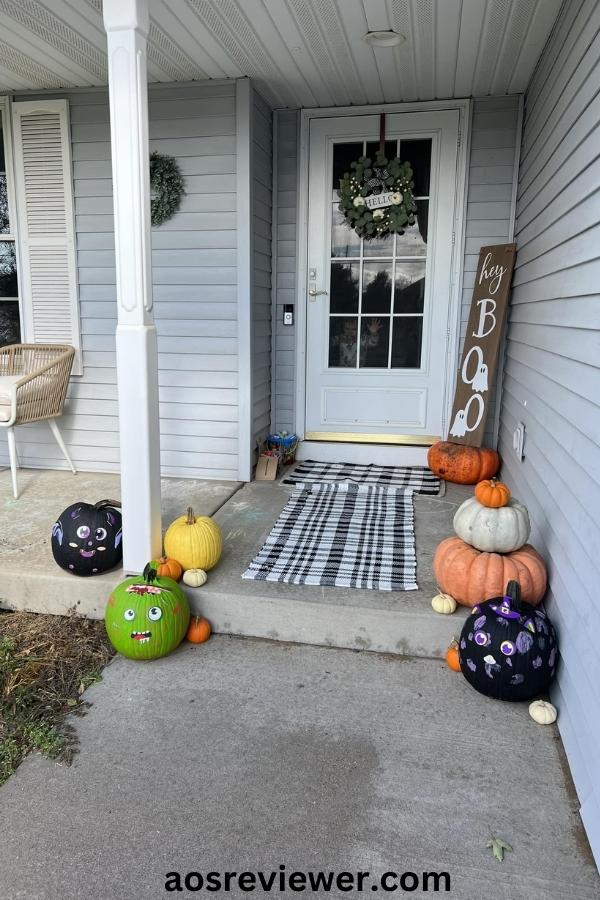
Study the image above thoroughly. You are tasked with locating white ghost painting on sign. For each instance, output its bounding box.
[472,362,488,393]
[450,408,467,437]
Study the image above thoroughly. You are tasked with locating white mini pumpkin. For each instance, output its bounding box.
[453,496,531,553]
[431,593,457,615]
[182,568,208,588]
[528,700,557,725]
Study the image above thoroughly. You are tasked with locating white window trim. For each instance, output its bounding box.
[0,96,22,334]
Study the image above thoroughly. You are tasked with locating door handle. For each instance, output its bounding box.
[308,288,328,297]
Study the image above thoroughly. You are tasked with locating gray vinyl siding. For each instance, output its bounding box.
[2,81,239,480]
[498,0,600,865]
[271,100,520,442]
[463,96,520,447]
[251,88,273,452]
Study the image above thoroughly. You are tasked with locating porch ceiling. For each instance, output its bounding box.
[0,0,562,106]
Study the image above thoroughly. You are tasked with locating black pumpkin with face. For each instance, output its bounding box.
[459,580,558,702]
[52,500,123,576]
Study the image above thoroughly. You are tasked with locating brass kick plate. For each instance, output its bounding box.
[304,432,440,446]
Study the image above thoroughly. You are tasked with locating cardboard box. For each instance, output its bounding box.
[255,453,279,481]
[255,441,281,481]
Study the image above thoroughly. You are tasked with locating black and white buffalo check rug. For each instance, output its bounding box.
[282,459,440,495]
[242,482,417,591]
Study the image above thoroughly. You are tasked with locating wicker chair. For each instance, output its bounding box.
[0,344,77,498]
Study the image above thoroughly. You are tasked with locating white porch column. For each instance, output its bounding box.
[103,0,162,573]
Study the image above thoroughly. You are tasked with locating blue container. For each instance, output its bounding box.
[266,432,298,464]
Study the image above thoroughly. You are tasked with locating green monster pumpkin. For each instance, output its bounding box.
[104,563,190,660]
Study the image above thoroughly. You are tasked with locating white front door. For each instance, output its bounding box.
[304,111,461,450]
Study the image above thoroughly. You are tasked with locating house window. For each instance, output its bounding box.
[0,99,20,347]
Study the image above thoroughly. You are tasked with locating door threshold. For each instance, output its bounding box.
[297,440,430,467]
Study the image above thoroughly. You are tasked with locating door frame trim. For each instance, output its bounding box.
[293,99,472,442]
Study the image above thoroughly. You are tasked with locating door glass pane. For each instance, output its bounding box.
[362,262,392,314]
[332,141,363,199]
[360,317,389,368]
[396,219,427,257]
[329,316,358,368]
[365,140,397,161]
[331,205,360,257]
[394,262,425,314]
[330,262,359,313]
[392,318,423,368]
[400,139,432,196]
[363,232,394,257]
[415,199,428,243]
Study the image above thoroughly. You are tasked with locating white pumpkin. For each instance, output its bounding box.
[529,700,557,725]
[431,593,457,615]
[182,568,208,588]
[453,496,531,552]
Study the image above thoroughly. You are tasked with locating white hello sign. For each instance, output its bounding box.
[364,192,394,210]
[448,244,517,447]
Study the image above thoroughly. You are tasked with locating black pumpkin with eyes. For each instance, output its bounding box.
[51,500,123,577]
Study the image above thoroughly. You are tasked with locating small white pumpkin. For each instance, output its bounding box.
[431,592,457,615]
[182,568,208,588]
[529,700,557,725]
[453,496,531,553]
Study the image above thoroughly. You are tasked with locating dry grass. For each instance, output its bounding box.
[0,610,114,783]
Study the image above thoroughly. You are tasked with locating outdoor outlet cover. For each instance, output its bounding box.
[513,422,526,460]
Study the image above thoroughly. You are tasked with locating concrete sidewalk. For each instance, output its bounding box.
[0,636,598,899]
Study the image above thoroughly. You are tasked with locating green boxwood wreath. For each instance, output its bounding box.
[149,152,185,226]
[337,151,417,239]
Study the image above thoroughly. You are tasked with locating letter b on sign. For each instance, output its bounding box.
[473,298,496,339]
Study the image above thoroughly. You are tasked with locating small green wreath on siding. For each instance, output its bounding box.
[149,152,185,226]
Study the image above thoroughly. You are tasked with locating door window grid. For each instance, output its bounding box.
[329,137,430,370]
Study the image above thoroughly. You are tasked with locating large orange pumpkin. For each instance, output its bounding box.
[427,441,500,484]
[432,537,547,607]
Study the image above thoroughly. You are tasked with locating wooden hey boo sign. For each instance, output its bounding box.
[449,243,517,447]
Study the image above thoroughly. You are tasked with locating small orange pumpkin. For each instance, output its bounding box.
[474,478,511,508]
[427,441,500,484]
[445,640,461,672]
[152,556,183,581]
[186,615,211,644]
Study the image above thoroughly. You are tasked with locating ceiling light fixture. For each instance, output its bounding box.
[363,30,405,48]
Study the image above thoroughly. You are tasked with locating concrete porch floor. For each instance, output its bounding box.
[0,467,470,658]
[0,636,598,900]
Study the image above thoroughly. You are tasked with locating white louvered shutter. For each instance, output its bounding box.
[12,99,81,374]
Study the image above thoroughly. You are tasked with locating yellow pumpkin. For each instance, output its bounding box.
[164,507,222,571]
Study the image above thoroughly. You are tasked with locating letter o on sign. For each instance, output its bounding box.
[462,393,485,433]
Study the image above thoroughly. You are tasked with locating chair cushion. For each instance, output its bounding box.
[0,405,10,422]
[0,375,20,404]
